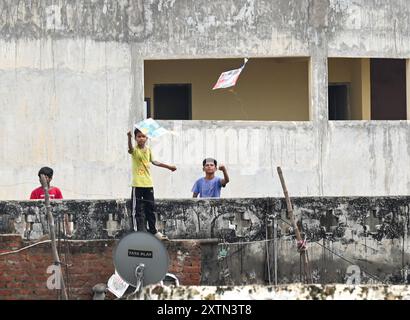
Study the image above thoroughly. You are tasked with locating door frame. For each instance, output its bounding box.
[328,82,351,120]
[153,83,192,120]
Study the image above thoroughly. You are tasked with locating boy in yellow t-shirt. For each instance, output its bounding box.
[127,128,176,240]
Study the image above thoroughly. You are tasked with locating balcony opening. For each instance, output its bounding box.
[144,58,309,121]
[328,58,407,120]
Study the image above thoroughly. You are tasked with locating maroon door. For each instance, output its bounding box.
[371,59,407,120]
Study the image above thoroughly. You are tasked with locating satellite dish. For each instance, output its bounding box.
[113,232,169,289]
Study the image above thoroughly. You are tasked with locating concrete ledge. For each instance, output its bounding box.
[136,284,410,300]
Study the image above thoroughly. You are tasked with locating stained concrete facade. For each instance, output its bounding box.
[1,197,409,285]
[1,0,410,200]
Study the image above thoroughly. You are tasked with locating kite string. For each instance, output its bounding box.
[228,88,250,120]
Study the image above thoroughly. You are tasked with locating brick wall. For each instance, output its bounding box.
[167,241,202,285]
[0,235,202,300]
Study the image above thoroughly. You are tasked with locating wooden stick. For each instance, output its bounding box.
[276,167,301,241]
[40,174,68,300]
[276,167,311,283]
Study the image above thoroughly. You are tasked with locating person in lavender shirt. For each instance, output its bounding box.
[192,158,230,198]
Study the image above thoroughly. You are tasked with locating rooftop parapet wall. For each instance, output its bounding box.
[1,197,409,285]
[152,120,410,198]
[2,119,410,200]
[1,197,409,242]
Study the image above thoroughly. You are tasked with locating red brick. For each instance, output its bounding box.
[0,289,15,296]
[183,266,200,273]
[11,270,31,277]
[31,261,49,267]
[5,282,26,289]
[18,274,32,280]
[189,274,201,280]
[15,289,32,296]
[0,239,204,299]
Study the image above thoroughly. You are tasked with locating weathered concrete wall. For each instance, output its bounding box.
[324,121,410,195]
[1,197,409,285]
[152,120,410,197]
[0,39,133,200]
[328,0,410,57]
[1,0,410,200]
[2,118,410,199]
[0,0,311,56]
[2,1,410,57]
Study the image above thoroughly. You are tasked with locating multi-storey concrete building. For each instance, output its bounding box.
[0,0,409,200]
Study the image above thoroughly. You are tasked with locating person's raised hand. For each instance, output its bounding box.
[169,165,177,172]
[127,131,132,138]
[218,164,226,171]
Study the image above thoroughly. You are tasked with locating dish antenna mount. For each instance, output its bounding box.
[113,232,169,295]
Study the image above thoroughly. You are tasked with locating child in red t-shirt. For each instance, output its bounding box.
[28,167,68,239]
[30,167,63,200]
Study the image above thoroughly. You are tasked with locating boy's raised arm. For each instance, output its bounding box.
[219,164,230,187]
[127,131,134,154]
[152,160,177,172]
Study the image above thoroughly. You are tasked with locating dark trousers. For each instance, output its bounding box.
[131,187,157,234]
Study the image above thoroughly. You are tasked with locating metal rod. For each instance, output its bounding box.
[274,217,278,285]
[265,220,271,285]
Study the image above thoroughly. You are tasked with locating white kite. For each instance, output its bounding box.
[212,58,249,90]
[134,118,168,139]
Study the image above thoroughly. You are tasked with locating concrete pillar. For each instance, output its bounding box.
[309,55,328,122]
[361,58,371,120]
[308,0,330,196]
[309,53,328,196]
[308,0,329,123]
[129,44,145,128]
[407,59,410,120]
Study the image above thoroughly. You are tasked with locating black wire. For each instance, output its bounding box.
[119,197,388,284]
[278,217,386,284]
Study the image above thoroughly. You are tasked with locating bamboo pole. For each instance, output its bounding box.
[276,167,311,283]
[276,167,301,240]
[40,174,68,300]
